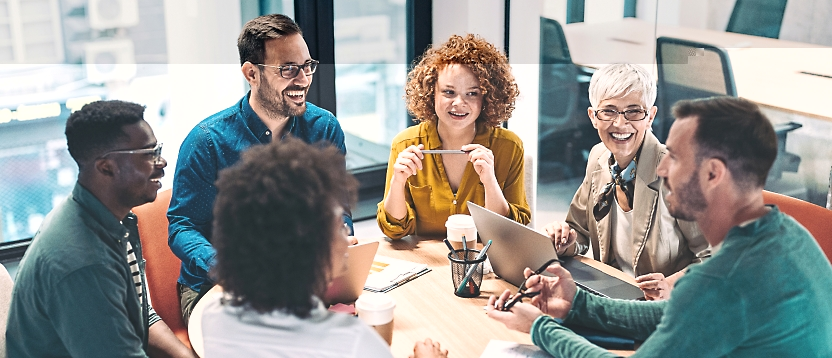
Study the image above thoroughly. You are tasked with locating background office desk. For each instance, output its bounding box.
[188,236,637,358]
[562,18,832,121]
[365,236,636,358]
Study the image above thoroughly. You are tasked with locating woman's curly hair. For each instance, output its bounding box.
[211,137,357,317]
[405,34,519,127]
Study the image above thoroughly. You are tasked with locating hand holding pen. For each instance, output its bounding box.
[391,144,425,183]
[484,259,577,333]
[461,144,497,186]
[500,258,563,311]
[498,258,576,317]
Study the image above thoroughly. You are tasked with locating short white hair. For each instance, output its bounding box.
[588,63,656,109]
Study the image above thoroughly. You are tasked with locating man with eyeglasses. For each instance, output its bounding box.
[168,13,353,324]
[541,64,707,300]
[6,100,195,357]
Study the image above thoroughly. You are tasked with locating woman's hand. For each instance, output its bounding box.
[410,338,448,358]
[462,144,497,186]
[391,144,425,185]
[542,221,577,255]
[636,270,684,301]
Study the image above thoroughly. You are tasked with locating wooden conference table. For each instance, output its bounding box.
[562,18,832,121]
[189,236,637,358]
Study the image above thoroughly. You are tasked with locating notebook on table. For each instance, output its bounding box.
[467,202,644,300]
[324,240,380,305]
[364,255,430,293]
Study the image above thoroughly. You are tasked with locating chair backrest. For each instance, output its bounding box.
[539,17,580,131]
[524,154,536,229]
[132,189,191,348]
[762,190,832,263]
[538,17,595,181]
[726,0,788,39]
[655,36,736,142]
[540,17,572,64]
[827,166,832,210]
[0,263,13,358]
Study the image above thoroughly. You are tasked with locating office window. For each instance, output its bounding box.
[333,0,407,171]
[0,0,247,245]
[0,0,171,243]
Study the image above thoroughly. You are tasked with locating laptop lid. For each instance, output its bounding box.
[467,202,643,300]
[324,240,380,305]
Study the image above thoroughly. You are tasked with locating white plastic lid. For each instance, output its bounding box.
[445,214,475,229]
[355,293,396,325]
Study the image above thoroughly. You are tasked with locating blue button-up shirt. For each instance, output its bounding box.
[168,93,350,292]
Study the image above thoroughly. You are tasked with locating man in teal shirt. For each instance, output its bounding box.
[6,101,194,357]
[487,96,832,357]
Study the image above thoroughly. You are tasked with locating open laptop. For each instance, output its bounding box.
[467,202,644,300]
[324,240,380,305]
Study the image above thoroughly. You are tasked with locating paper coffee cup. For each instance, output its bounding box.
[355,293,396,345]
[446,214,477,250]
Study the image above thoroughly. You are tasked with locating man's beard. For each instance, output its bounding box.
[667,172,707,221]
[256,73,307,119]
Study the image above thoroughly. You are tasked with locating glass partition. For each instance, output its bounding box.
[333,0,407,171]
[536,0,832,219]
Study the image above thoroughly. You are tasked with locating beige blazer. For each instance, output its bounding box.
[562,132,708,277]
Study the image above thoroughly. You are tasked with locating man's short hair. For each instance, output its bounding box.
[238,14,303,66]
[588,63,657,109]
[212,137,358,317]
[672,96,777,188]
[64,100,145,166]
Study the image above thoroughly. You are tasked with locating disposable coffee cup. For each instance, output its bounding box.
[355,293,396,345]
[446,214,477,250]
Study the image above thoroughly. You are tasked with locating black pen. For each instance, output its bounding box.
[443,238,460,260]
[501,258,564,311]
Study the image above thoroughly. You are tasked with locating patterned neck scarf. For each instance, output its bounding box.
[593,154,637,221]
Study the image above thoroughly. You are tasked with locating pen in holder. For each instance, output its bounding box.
[448,249,486,298]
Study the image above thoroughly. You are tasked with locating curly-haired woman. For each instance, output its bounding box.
[377,34,531,239]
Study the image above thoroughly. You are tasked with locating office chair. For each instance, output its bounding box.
[0,263,12,358]
[762,190,832,263]
[538,17,596,183]
[132,189,191,349]
[828,166,832,210]
[656,36,803,185]
[524,154,536,229]
[655,36,737,142]
[726,0,789,39]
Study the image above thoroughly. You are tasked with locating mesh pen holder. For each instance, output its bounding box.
[448,249,486,298]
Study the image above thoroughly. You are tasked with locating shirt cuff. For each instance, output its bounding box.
[530,315,564,345]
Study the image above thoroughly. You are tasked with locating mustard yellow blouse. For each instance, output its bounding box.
[376,121,531,239]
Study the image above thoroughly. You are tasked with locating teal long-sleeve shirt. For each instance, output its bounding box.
[531,206,832,357]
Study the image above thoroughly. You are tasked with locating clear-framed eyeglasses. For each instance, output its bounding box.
[256,60,319,79]
[594,108,649,122]
[99,143,164,165]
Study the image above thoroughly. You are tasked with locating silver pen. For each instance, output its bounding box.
[421,149,470,154]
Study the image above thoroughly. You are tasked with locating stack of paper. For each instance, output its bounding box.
[364,255,430,293]
[479,340,553,358]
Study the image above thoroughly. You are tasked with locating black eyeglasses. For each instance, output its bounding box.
[594,108,648,122]
[99,143,164,165]
[256,60,319,79]
[501,258,564,311]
